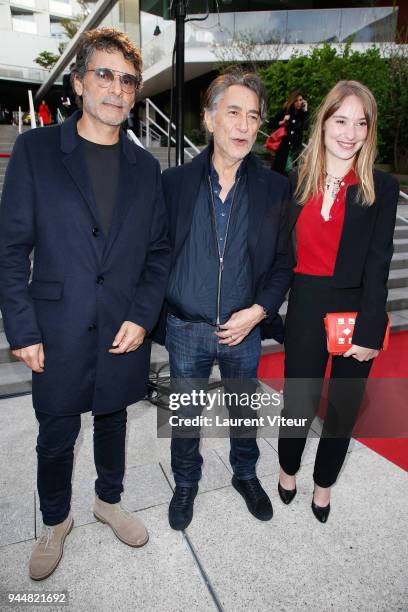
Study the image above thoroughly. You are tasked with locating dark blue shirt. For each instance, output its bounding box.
[166,155,252,324]
[209,161,244,253]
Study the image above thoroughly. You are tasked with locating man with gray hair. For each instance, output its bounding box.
[157,72,293,530]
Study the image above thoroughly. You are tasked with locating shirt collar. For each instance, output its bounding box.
[343,167,359,186]
[209,155,248,186]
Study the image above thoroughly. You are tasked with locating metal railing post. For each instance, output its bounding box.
[28,90,36,129]
[127,129,145,149]
[146,100,151,147]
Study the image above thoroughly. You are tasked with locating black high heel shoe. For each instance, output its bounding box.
[278,481,297,505]
[311,500,331,523]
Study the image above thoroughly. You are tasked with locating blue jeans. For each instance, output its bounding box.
[166,314,261,485]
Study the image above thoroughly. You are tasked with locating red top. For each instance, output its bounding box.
[294,169,359,276]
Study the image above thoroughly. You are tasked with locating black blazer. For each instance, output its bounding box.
[153,145,294,344]
[287,169,399,349]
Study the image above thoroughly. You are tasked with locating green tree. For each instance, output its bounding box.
[34,0,90,70]
[60,0,90,40]
[261,43,393,163]
[34,50,61,70]
[384,36,408,172]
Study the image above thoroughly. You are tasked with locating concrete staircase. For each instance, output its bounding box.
[1,125,408,396]
[146,146,197,171]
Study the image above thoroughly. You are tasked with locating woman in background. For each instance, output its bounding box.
[269,91,308,174]
[277,81,399,523]
[38,100,51,126]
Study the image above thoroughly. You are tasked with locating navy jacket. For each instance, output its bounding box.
[166,161,252,324]
[0,112,171,415]
[154,145,293,344]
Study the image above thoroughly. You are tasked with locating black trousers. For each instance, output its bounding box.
[36,408,127,526]
[278,274,373,488]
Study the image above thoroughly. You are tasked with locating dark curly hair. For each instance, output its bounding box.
[71,27,143,107]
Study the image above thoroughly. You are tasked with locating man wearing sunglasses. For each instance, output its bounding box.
[0,27,170,579]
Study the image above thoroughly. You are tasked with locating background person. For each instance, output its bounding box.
[38,100,51,125]
[277,81,399,523]
[269,91,308,175]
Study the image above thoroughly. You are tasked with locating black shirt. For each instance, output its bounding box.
[80,136,120,237]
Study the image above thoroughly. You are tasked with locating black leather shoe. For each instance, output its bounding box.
[311,500,331,523]
[278,481,297,505]
[168,484,198,530]
[232,476,273,521]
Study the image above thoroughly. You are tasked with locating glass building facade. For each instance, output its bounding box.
[141,4,399,71]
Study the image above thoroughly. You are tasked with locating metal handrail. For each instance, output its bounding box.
[143,113,195,160]
[127,129,144,149]
[397,189,408,224]
[139,120,161,145]
[144,98,200,156]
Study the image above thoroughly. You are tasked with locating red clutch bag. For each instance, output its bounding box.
[265,126,287,152]
[324,312,390,355]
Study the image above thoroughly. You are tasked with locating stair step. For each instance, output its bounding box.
[389,308,408,332]
[0,332,17,363]
[393,238,408,253]
[395,226,408,238]
[391,253,408,270]
[386,287,408,311]
[388,269,408,288]
[0,361,32,396]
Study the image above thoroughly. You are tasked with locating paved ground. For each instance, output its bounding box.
[0,394,407,612]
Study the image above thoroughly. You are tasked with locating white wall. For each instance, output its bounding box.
[0,29,60,69]
[0,4,13,29]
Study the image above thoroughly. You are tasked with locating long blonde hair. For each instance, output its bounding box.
[296,81,377,206]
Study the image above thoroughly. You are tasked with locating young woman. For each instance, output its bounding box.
[277,81,399,523]
[269,91,308,174]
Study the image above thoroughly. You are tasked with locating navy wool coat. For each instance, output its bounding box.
[0,112,170,415]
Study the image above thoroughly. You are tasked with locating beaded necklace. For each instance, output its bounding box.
[324,172,344,200]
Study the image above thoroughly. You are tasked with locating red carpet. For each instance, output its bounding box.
[258,331,408,471]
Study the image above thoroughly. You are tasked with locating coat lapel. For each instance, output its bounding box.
[334,183,372,258]
[247,155,268,258]
[60,111,100,224]
[288,199,302,233]
[173,148,208,262]
[102,132,142,260]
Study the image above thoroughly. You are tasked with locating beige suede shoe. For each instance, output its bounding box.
[93,496,149,547]
[29,513,73,581]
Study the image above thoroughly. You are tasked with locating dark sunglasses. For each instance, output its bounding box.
[85,67,140,93]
